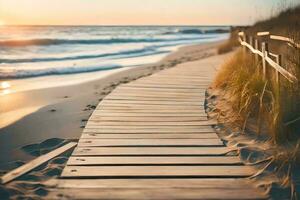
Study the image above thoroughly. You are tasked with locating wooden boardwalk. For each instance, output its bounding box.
[46,58,268,199]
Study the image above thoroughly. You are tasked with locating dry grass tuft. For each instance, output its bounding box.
[217,29,240,54]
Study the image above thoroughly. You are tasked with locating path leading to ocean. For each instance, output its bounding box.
[46,54,268,199]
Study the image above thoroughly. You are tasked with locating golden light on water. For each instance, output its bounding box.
[0,82,12,95]
[1,82,11,89]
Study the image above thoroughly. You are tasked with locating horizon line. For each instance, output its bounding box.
[1,24,249,27]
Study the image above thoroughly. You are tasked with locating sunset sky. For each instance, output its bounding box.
[0,0,298,26]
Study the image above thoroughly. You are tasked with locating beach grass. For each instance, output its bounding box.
[217,29,240,54]
[211,5,300,197]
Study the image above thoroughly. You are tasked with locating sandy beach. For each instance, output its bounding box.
[0,41,222,169]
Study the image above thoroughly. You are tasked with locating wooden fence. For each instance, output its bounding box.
[238,31,298,85]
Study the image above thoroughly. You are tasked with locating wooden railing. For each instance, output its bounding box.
[238,31,298,84]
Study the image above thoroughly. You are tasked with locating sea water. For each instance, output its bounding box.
[0,26,229,79]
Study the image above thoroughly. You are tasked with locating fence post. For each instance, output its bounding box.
[254,39,259,62]
[249,36,253,47]
[261,42,269,79]
[276,55,282,86]
[243,34,247,53]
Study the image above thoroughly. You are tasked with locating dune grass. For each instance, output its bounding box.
[214,43,300,144]
[212,4,300,197]
[217,29,240,54]
[214,2,300,144]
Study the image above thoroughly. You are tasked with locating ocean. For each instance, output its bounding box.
[0,26,229,79]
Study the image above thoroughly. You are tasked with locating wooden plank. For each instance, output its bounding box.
[109,92,204,98]
[97,108,207,113]
[105,96,202,101]
[135,77,211,81]
[86,121,217,126]
[100,100,204,106]
[114,89,206,94]
[89,116,207,123]
[131,81,210,86]
[113,88,205,93]
[47,188,267,200]
[124,84,208,89]
[99,103,205,107]
[84,126,213,129]
[89,116,208,122]
[94,106,207,112]
[0,142,77,184]
[77,138,223,147]
[142,77,211,81]
[47,187,267,200]
[117,85,207,92]
[137,80,209,84]
[270,34,300,48]
[83,128,215,133]
[73,147,233,156]
[61,166,254,177]
[91,113,208,117]
[107,94,203,99]
[95,108,206,112]
[257,31,270,36]
[97,107,206,112]
[67,156,242,165]
[99,104,204,108]
[141,77,210,81]
[150,74,211,78]
[80,133,219,139]
[44,178,257,189]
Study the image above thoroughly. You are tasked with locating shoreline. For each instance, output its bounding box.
[0,41,223,168]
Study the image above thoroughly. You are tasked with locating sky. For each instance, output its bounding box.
[0,0,298,26]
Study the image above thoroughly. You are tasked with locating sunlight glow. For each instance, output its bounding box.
[0,20,6,26]
[1,82,11,89]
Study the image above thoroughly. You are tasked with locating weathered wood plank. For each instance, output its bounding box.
[97,108,207,113]
[119,86,208,90]
[140,78,210,82]
[61,166,254,177]
[108,93,204,98]
[98,104,206,109]
[84,127,215,132]
[122,84,208,89]
[91,113,208,117]
[105,96,203,101]
[81,133,219,139]
[44,178,257,189]
[114,89,206,94]
[47,188,268,200]
[73,147,233,156]
[133,80,211,84]
[99,104,204,108]
[85,127,215,131]
[77,138,223,147]
[86,121,217,126]
[112,89,205,94]
[0,142,77,184]
[142,77,211,81]
[89,116,208,122]
[100,100,204,106]
[67,156,242,166]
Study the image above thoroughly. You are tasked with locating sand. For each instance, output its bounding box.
[0,41,221,168]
